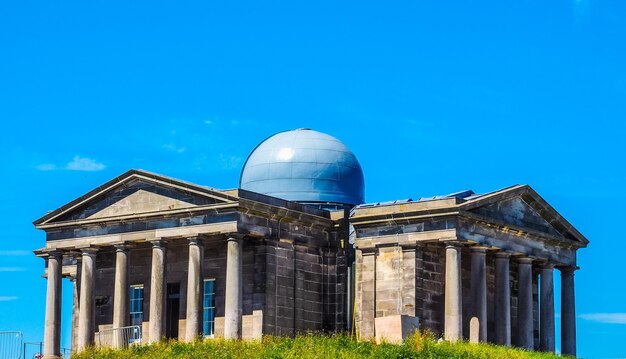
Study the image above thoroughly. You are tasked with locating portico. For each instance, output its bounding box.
[35,169,346,357]
[351,185,587,353]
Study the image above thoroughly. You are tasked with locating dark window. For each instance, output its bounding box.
[203,279,216,336]
[129,285,144,327]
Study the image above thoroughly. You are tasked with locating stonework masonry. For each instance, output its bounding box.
[33,169,587,358]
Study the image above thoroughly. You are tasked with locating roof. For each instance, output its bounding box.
[353,188,496,209]
[33,169,238,226]
[239,128,365,206]
[351,185,589,246]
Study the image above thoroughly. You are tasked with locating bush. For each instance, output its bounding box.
[73,332,563,359]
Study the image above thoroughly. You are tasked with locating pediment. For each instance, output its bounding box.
[460,186,588,245]
[469,196,562,236]
[87,189,196,219]
[34,169,238,226]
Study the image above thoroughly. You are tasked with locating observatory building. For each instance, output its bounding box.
[34,129,587,358]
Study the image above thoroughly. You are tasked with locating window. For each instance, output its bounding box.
[203,279,216,337]
[130,285,144,327]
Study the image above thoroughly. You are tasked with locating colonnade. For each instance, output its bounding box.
[444,243,577,356]
[41,238,578,357]
[41,235,244,358]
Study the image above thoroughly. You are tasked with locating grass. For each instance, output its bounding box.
[73,332,565,359]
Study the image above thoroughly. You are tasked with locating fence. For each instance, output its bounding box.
[23,342,71,359]
[95,325,142,349]
[0,331,23,359]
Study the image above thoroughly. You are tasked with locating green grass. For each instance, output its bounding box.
[73,332,564,359]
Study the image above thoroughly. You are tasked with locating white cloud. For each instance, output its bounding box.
[0,267,26,272]
[218,154,244,170]
[36,163,57,171]
[0,296,18,302]
[65,156,106,171]
[163,143,186,154]
[0,250,31,256]
[36,156,106,172]
[580,313,626,324]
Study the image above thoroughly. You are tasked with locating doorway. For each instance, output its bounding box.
[166,283,180,339]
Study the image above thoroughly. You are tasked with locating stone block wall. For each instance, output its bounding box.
[322,248,347,332]
[262,239,345,336]
[355,244,446,339]
[355,242,540,342]
[416,244,446,334]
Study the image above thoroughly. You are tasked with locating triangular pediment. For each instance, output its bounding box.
[469,196,562,236]
[34,169,238,226]
[460,185,588,245]
[87,189,197,219]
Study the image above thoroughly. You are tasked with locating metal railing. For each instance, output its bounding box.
[23,342,71,359]
[95,325,142,349]
[22,342,41,359]
[0,331,23,359]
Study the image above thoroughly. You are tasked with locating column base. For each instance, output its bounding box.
[42,355,62,359]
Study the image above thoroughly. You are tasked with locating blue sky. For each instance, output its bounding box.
[0,0,624,357]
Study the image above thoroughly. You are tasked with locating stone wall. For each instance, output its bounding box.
[355,242,540,342]
[262,239,345,336]
[355,243,446,339]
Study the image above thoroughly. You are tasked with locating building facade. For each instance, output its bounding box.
[34,129,587,358]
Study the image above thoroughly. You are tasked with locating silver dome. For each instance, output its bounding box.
[239,129,365,206]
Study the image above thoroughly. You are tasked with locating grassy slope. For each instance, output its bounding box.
[73,333,564,359]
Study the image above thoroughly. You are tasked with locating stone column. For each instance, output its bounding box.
[112,244,130,348]
[149,240,167,343]
[224,237,243,339]
[469,247,487,343]
[444,243,462,342]
[43,251,62,359]
[494,252,511,346]
[560,266,577,356]
[185,237,204,341]
[71,257,81,353]
[517,257,534,350]
[77,248,98,351]
[540,263,555,352]
[113,245,130,329]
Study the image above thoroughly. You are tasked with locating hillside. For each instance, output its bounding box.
[73,333,565,359]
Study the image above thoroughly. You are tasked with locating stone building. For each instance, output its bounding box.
[34,129,587,358]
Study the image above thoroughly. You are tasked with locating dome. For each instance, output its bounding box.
[239,128,365,206]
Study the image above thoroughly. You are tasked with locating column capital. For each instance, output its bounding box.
[113,243,134,252]
[227,233,246,241]
[494,251,511,259]
[516,257,534,265]
[188,236,204,246]
[79,247,99,257]
[540,262,555,270]
[443,240,464,249]
[558,265,578,274]
[470,246,489,254]
[149,239,168,248]
[36,249,64,260]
